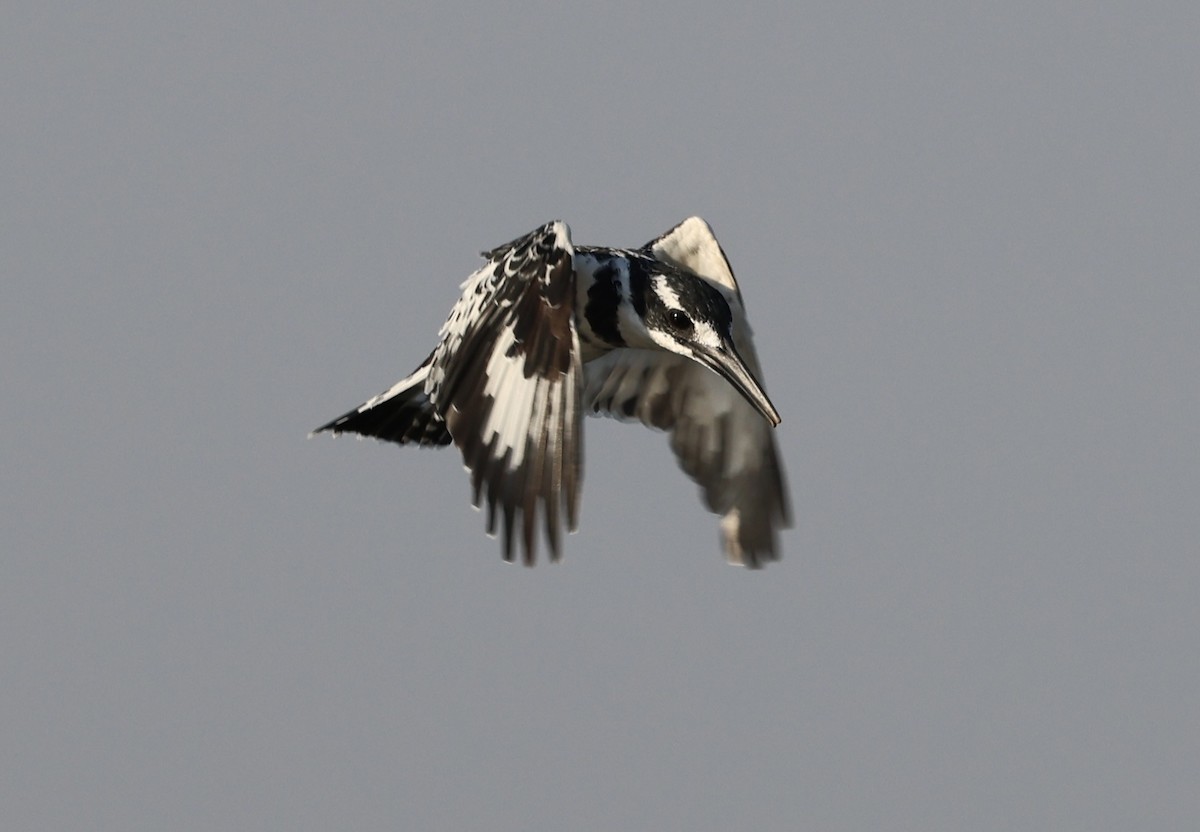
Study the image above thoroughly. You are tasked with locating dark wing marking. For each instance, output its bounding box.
[586,216,790,567]
[310,351,452,446]
[430,221,583,564]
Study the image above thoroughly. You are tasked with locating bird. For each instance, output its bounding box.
[312,217,790,567]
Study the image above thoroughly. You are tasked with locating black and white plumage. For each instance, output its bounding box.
[313,217,790,567]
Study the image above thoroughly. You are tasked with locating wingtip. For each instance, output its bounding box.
[719,510,782,569]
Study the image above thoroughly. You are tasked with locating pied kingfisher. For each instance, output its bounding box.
[313,217,790,567]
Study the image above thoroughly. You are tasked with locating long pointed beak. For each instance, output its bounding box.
[693,341,782,427]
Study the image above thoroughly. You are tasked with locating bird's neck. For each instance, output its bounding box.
[574,249,652,360]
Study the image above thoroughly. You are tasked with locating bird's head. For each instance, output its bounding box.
[633,270,781,427]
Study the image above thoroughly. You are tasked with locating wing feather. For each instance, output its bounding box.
[432,221,583,564]
[584,350,789,566]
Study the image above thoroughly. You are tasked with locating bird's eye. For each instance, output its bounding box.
[668,309,693,331]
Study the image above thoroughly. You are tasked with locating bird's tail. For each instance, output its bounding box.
[310,352,452,446]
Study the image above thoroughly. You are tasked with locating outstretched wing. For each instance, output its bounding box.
[429,221,583,565]
[585,217,790,567]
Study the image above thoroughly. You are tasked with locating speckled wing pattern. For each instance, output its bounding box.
[583,217,790,567]
[427,221,583,564]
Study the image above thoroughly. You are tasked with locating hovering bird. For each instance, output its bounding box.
[313,217,790,567]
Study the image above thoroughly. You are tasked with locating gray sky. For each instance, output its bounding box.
[3,2,1198,829]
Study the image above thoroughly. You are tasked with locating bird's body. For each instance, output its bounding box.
[314,217,789,566]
